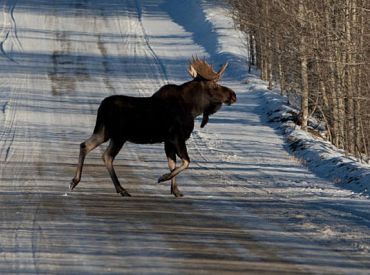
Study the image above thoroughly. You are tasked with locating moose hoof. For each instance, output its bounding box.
[171,186,183,198]
[69,179,79,191]
[120,191,131,197]
[158,173,172,183]
[117,187,131,197]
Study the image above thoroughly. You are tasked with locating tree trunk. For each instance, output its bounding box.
[299,1,309,131]
[249,33,255,72]
[345,0,355,154]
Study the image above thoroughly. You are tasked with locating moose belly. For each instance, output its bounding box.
[123,119,193,144]
[126,128,166,144]
[124,120,169,144]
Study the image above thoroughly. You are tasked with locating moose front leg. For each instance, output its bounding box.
[159,141,190,197]
[164,142,183,197]
[158,159,190,182]
[168,160,183,198]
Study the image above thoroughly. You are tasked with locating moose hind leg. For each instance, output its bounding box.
[103,139,131,197]
[164,142,183,197]
[70,131,107,190]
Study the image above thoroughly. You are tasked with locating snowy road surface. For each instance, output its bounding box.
[0,0,369,273]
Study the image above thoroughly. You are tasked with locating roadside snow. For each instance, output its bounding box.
[245,78,370,199]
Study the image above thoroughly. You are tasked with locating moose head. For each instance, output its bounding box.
[187,57,237,127]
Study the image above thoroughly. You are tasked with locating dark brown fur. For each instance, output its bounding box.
[70,78,236,197]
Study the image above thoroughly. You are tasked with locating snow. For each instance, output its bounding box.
[250,79,370,198]
[0,0,369,273]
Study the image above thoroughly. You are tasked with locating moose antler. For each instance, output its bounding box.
[188,56,228,81]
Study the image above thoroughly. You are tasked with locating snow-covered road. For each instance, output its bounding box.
[0,0,369,273]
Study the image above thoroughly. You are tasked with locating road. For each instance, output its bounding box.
[0,0,369,274]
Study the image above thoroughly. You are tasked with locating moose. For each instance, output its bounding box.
[70,57,236,197]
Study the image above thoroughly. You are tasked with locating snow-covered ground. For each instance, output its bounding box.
[256,83,370,198]
[0,0,369,273]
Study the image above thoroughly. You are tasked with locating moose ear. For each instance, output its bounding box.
[216,62,228,81]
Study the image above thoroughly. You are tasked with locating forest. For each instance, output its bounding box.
[228,0,370,160]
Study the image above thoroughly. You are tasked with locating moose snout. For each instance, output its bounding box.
[226,91,237,105]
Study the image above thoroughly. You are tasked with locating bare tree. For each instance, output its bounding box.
[228,0,370,159]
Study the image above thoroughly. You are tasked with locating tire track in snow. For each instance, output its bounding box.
[114,0,167,98]
[134,0,168,84]
[0,2,13,60]
[0,80,23,163]
[97,35,115,92]
[0,0,21,61]
[1,2,96,271]
[48,30,91,96]
[0,80,41,273]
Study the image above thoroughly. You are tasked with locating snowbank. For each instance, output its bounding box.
[246,78,370,198]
